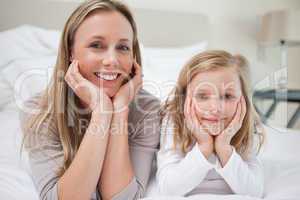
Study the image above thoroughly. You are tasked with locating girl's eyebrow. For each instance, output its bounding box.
[194,88,213,94]
[224,87,236,91]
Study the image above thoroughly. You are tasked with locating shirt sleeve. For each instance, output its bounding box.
[156,118,214,196]
[20,111,63,200]
[215,147,264,198]
[110,102,161,200]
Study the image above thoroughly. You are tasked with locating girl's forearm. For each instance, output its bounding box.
[215,144,233,167]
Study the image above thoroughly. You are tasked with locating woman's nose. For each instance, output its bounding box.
[102,49,118,67]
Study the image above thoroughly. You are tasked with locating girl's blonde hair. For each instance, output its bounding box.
[22,0,141,176]
[161,50,264,159]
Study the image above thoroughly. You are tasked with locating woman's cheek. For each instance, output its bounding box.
[76,52,98,76]
[121,56,133,74]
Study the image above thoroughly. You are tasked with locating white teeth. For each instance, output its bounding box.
[95,72,118,81]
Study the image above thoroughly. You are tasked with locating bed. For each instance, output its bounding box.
[1,0,300,200]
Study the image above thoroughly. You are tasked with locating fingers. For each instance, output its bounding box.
[131,60,143,91]
[190,101,198,127]
[184,95,192,129]
[191,100,205,133]
[184,94,191,117]
[122,60,143,101]
[65,60,78,90]
[70,60,87,83]
[219,96,241,138]
[240,95,247,124]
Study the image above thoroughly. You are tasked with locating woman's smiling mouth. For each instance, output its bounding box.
[94,72,121,81]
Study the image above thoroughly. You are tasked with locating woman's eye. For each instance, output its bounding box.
[89,42,103,49]
[117,45,130,51]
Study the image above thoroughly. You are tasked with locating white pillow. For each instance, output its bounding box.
[0,109,39,200]
[258,125,300,197]
[0,25,60,109]
[0,56,56,108]
[0,75,14,108]
[142,42,207,101]
[259,125,300,162]
[0,25,60,68]
[264,166,300,199]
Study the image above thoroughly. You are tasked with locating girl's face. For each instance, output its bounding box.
[71,11,134,97]
[187,67,242,135]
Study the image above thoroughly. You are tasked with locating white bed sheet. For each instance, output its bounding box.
[0,107,39,200]
[1,104,300,200]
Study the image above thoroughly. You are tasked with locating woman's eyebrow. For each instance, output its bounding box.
[90,35,105,40]
[119,38,130,42]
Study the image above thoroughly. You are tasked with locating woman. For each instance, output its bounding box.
[20,0,160,200]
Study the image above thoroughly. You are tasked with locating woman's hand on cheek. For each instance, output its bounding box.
[214,95,247,153]
[112,60,142,114]
[184,95,214,158]
[64,60,113,114]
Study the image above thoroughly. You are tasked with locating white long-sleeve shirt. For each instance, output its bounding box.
[156,117,264,198]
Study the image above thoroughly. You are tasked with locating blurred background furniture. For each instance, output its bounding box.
[255,9,300,128]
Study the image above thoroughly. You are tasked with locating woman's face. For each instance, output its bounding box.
[187,67,242,135]
[71,11,134,97]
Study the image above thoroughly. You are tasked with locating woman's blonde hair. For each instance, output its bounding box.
[22,0,141,176]
[161,50,264,159]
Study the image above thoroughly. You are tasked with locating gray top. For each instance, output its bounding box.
[19,89,161,200]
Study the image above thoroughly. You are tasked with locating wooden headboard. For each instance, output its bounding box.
[0,0,209,47]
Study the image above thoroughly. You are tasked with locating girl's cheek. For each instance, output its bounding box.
[194,101,209,115]
[224,100,238,118]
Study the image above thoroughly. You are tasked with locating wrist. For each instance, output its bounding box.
[197,142,213,159]
[215,143,232,155]
[91,107,112,122]
[113,101,129,113]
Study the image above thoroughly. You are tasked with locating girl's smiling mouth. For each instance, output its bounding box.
[202,117,226,123]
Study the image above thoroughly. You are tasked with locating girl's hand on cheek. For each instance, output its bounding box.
[64,60,113,115]
[215,95,247,152]
[184,94,214,158]
[112,60,142,114]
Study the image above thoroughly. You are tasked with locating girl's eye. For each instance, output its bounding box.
[117,44,130,51]
[196,93,209,100]
[224,94,236,100]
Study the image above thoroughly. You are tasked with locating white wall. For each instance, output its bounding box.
[118,0,300,80]
[125,0,300,129]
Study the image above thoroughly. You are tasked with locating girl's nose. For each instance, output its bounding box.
[208,98,222,114]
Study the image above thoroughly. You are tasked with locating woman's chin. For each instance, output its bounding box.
[103,88,117,98]
[94,83,119,98]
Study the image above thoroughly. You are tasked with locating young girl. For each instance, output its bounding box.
[20,1,160,200]
[157,50,265,197]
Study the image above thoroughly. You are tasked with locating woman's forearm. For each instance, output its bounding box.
[57,113,111,200]
[99,111,134,200]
